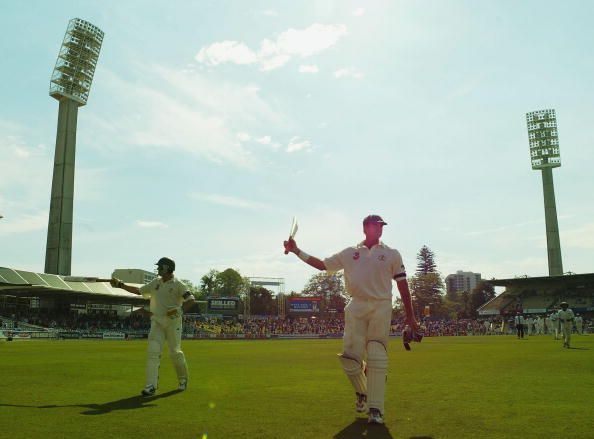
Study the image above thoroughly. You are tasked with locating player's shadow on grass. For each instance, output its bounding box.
[334,418,434,439]
[77,389,182,415]
[333,418,394,439]
[0,389,181,415]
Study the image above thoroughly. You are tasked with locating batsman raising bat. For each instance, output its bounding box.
[284,214,419,425]
[111,257,196,397]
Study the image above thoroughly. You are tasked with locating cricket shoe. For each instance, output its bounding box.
[178,379,188,391]
[141,385,156,397]
[355,392,367,413]
[368,408,384,425]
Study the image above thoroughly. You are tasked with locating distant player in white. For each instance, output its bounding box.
[544,314,553,335]
[535,315,544,335]
[484,320,491,335]
[575,314,583,335]
[526,316,535,336]
[514,313,525,339]
[549,311,560,339]
[112,257,195,396]
[284,214,418,425]
[557,302,575,348]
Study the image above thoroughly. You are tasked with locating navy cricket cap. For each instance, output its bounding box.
[363,214,387,226]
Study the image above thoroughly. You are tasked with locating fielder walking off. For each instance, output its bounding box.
[111,257,195,396]
[557,301,575,348]
[514,312,525,339]
[284,214,418,425]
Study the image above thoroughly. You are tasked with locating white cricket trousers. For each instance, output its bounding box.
[342,297,392,413]
[561,321,572,347]
[343,297,393,358]
[146,315,188,388]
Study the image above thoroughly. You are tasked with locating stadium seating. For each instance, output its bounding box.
[520,295,553,310]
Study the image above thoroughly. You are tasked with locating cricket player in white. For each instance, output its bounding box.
[111,257,195,396]
[536,316,544,335]
[549,311,560,339]
[514,313,525,339]
[284,214,418,425]
[575,314,583,335]
[545,314,553,335]
[557,302,575,348]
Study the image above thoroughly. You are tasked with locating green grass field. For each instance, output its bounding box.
[1,335,593,439]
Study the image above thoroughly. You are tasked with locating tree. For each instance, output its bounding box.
[459,290,471,318]
[409,246,445,316]
[200,268,250,298]
[409,272,444,313]
[469,281,496,318]
[416,245,438,275]
[179,278,203,300]
[249,286,276,315]
[302,272,346,313]
[302,272,345,298]
[216,268,249,297]
[199,269,219,296]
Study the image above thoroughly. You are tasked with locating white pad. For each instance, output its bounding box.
[366,341,388,413]
[146,340,162,387]
[171,350,188,380]
[338,353,367,395]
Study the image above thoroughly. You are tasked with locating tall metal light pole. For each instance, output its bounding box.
[45,18,103,275]
[526,109,563,276]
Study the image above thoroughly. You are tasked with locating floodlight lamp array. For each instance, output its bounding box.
[49,18,104,106]
[526,109,561,170]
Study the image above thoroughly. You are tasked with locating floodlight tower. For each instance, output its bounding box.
[44,18,103,275]
[526,109,563,276]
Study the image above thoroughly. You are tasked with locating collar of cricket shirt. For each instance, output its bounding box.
[160,275,175,284]
[357,240,387,250]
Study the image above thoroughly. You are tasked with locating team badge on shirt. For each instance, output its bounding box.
[353,251,360,260]
[378,255,386,261]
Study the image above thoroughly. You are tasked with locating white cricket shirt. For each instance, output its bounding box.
[139,276,189,317]
[324,241,406,300]
[557,309,575,322]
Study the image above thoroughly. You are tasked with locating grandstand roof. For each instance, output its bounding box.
[0,267,147,304]
[486,273,594,288]
[478,273,594,315]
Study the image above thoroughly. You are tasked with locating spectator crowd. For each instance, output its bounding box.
[2,308,592,338]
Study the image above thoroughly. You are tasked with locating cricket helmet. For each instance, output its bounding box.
[155,257,176,273]
[560,301,568,308]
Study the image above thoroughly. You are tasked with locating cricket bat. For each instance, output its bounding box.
[284,216,298,254]
[63,276,112,283]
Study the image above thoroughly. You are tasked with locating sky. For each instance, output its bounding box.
[1,1,593,294]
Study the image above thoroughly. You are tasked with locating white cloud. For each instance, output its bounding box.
[0,121,52,215]
[299,64,319,73]
[237,132,251,142]
[191,193,269,210]
[136,220,169,229]
[352,8,366,16]
[287,137,312,153]
[195,41,258,66]
[196,23,348,71]
[256,136,272,145]
[88,67,285,168]
[0,211,47,234]
[334,68,364,79]
[563,223,594,249]
[260,9,278,17]
[466,219,543,236]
